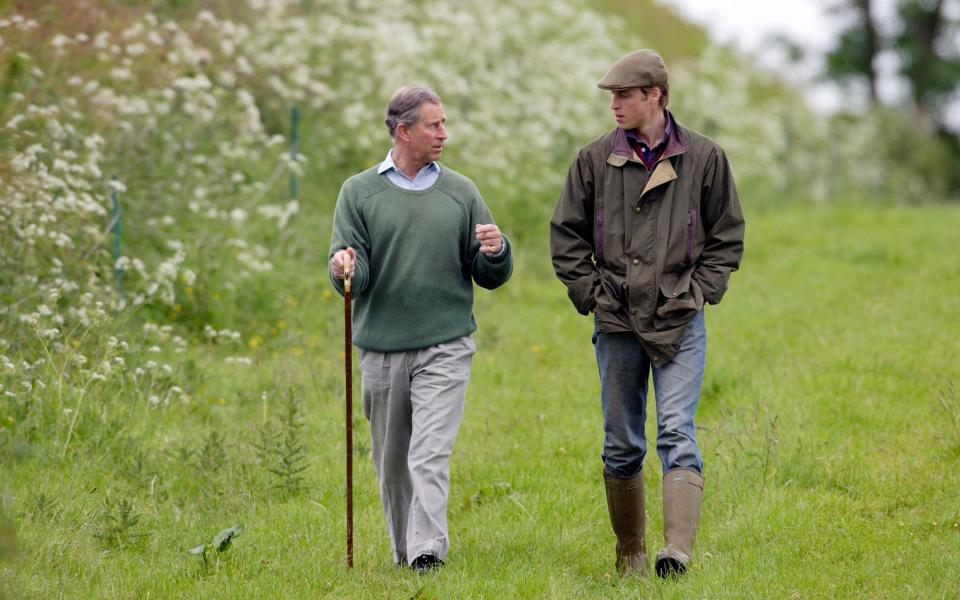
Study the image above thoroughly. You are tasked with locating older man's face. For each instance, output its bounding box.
[404,102,447,165]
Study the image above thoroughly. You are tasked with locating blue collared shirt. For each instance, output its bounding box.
[377,150,441,190]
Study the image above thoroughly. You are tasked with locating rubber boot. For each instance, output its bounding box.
[603,470,648,577]
[655,468,704,577]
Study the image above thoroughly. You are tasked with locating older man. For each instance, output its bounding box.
[329,84,513,573]
[550,50,744,577]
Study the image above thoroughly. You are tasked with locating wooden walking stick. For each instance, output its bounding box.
[343,252,354,568]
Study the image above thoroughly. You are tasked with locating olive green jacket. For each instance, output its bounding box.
[550,114,744,365]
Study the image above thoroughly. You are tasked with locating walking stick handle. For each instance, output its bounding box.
[343,252,352,293]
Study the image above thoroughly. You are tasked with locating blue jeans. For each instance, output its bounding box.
[593,311,706,478]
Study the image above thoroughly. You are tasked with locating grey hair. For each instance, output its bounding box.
[385,84,442,139]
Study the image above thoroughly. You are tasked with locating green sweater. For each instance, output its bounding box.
[328,164,513,352]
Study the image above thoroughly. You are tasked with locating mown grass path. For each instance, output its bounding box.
[3,204,959,598]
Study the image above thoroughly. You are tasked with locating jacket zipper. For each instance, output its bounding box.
[685,208,697,264]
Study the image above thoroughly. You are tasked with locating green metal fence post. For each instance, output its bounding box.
[110,175,123,298]
[289,105,300,202]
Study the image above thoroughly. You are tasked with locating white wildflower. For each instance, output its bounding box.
[217,69,236,88]
[51,34,71,48]
[125,42,147,57]
[109,67,132,81]
[171,74,212,92]
[236,55,254,75]
[196,10,217,25]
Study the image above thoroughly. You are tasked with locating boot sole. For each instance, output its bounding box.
[655,557,687,578]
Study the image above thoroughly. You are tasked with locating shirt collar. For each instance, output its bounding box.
[624,111,672,149]
[607,110,688,168]
[377,149,440,178]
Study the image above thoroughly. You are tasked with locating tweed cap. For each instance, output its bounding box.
[597,49,668,90]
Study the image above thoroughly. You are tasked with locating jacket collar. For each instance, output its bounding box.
[606,111,689,197]
[606,110,688,168]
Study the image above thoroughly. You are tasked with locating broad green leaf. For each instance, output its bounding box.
[212,524,243,552]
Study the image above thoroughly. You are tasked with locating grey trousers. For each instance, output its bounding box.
[357,335,475,565]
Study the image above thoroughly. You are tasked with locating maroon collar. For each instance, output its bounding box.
[609,110,688,166]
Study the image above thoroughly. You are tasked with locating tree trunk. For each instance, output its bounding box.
[858,0,880,103]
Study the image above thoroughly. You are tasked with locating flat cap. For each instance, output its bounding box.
[597,49,668,90]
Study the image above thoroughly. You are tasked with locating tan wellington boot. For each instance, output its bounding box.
[655,468,704,577]
[603,470,648,577]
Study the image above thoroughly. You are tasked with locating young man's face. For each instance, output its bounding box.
[609,87,660,131]
[402,102,447,165]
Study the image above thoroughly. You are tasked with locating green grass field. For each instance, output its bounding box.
[3,204,959,598]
